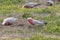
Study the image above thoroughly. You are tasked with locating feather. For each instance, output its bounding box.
[2,17,17,26]
[22,2,40,8]
[27,18,47,26]
[46,0,54,6]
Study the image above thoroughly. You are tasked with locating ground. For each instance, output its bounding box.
[0,0,60,40]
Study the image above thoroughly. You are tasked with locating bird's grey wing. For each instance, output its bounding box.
[33,20,44,25]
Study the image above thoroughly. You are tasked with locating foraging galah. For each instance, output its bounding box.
[46,0,54,6]
[2,17,17,26]
[58,0,60,1]
[22,2,41,8]
[27,18,47,26]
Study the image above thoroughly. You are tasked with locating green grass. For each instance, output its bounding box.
[0,5,60,34]
[0,0,60,40]
[27,33,60,40]
[56,2,60,5]
[4,29,24,34]
[0,0,24,5]
[1,33,60,40]
[0,18,3,22]
[0,5,60,15]
[33,14,60,35]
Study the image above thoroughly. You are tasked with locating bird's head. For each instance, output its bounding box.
[46,1,53,6]
[2,22,12,26]
[27,18,34,25]
[27,18,33,22]
[22,5,33,8]
[47,1,53,4]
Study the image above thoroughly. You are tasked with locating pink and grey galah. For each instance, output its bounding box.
[27,18,47,26]
[46,0,54,6]
[22,2,41,8]
[2,17,17,26]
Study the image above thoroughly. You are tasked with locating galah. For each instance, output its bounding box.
[2,17,17,26]
[27,18,47,26]
[46,0,54,6]
[22,2,41,8]
[58,0,60,1]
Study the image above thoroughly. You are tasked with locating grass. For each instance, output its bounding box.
[0,0,60,40]
[1,33,60,40]
[27,33,60,40]
[0,5,60,32]
[0,18,3,22]
[4,29,24,34]
[0,5,60,15]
